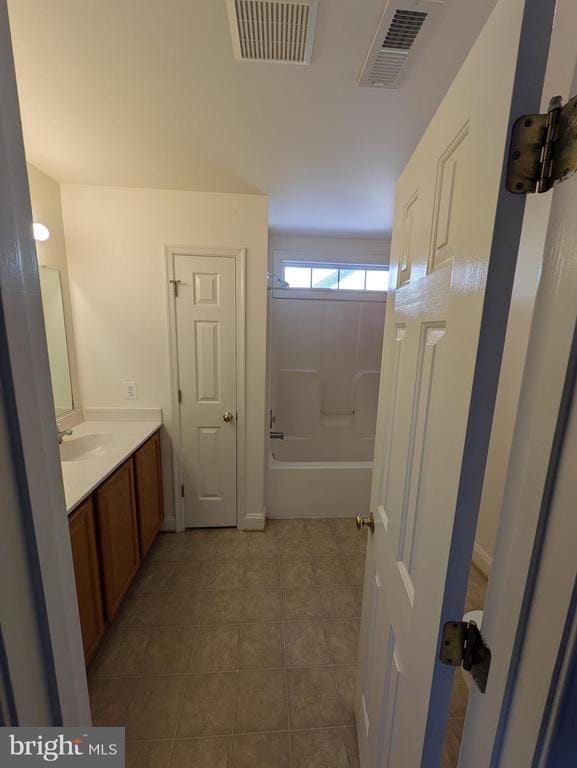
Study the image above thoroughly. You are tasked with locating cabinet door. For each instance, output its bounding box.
[96,459,140,621]
[134,431,164,558]
[69,498,105,662]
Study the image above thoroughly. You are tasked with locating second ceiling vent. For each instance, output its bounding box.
[359,0,446,89]
[226,0,319,64]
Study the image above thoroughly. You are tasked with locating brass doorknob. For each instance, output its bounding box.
[223,411,234,423]
[355,513,374,533]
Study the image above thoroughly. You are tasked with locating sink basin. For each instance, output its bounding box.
[60,433,119,462]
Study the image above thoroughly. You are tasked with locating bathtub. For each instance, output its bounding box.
[267,435,374,519]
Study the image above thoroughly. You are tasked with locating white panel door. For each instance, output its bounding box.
[174,254,237,527]
[356,0,552,765]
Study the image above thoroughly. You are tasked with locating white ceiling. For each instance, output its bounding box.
[8,0,496,237]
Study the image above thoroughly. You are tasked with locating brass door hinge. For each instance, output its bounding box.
[507,94,577,194]
[439,619,492,693]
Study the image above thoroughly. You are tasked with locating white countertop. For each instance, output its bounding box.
[61,420,161,513]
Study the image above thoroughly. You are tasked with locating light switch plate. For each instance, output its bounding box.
[122,380,137,400]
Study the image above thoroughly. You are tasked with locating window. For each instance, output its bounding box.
[282,261,389,292]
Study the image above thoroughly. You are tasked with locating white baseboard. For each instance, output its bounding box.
[473,541,492,578]
[266,509,356,519]
[240,508,266,531]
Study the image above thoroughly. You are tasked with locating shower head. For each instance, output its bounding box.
[267,272,289,289]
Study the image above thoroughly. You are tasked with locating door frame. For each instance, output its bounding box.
[165,245,246,531]
[0,0,90,725]
[458,0,577,762]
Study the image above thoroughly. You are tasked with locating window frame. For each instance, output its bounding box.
[274,257,389,302]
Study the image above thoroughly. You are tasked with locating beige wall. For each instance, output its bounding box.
[28,164,80,413]
[269,233,390,268]
[60,184,269,529]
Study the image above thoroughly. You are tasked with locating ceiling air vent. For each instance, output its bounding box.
[225,0,319,64]
[359,1,445,89]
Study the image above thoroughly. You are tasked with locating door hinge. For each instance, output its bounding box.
[178,389,182,404]
[180,484,185,498]
[507,94,577,194]
[439,619,492,693]
[169,279,182,297]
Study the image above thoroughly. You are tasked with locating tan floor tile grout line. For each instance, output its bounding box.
[279,543,294,768]
[90,519,367,765]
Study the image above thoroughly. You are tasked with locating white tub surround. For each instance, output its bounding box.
[268,451,372,519]
[268,434,373,518]
[60,416,161,513]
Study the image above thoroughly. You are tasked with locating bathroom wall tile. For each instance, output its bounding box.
[88,628,150,679]
[280,560,316,588]
[323,620,360,665]
[209,561,245,590]
[335,666,356,725]
[170,737,232,768]
[319,586,360,619]
[282,588,323,621]
[177,672,237,738]
[126,740,172,768]
[286,667,342,729]
[232,732,291,768]
[201,590,244,624]
[235,669,288,733]
[141,626,198,674]
[284,622,331,667]
[245,559,280,590]
[239,623,284,669]
[125,675,186,740]
[243,589,282,622]
[291,728,351,768]
[89,677,136,726]
[189,625,240,672]
[312,559,352,586]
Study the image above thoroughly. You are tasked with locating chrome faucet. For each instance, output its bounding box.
[270,431,284,440]
[57,427,73,444]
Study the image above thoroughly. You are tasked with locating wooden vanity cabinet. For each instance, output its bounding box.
[95,458,141,621]
[134,431,164,557]
[69,498,105,663]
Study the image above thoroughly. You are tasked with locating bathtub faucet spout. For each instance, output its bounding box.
[270,431,285,440]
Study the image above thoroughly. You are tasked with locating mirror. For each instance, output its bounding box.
[39,266,74,416]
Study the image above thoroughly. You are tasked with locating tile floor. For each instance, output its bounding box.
[89,518,366,768]
[88,518,487,768]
